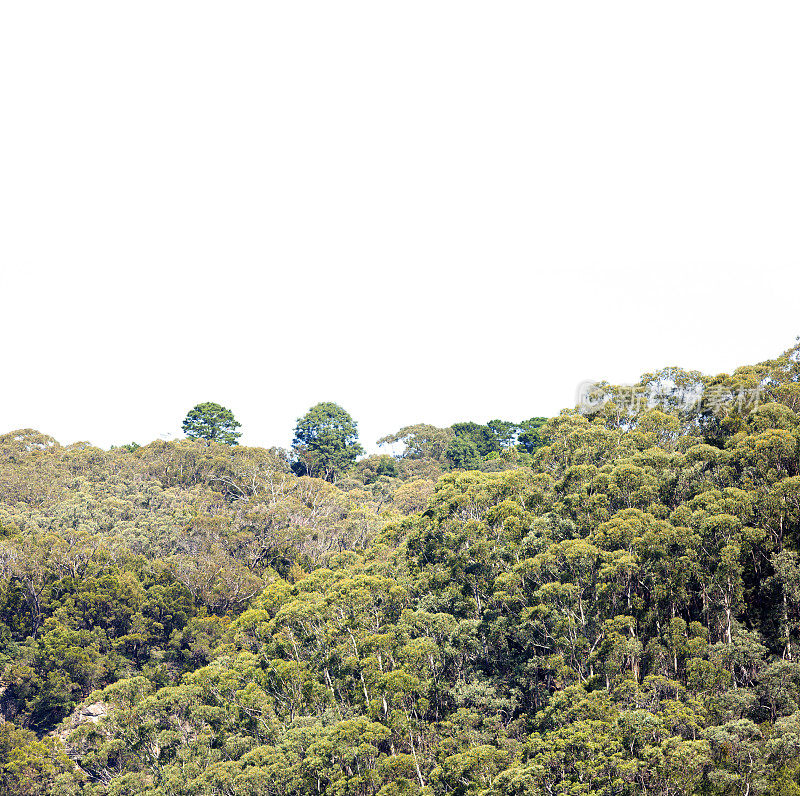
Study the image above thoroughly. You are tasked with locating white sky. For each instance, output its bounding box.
[1,2,799,452]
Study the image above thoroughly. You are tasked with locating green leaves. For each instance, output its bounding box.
[182,402,242,445]
[445,437,482,471]
[0,722,84,796]
[7,343,800,794]
[292,402,364,482]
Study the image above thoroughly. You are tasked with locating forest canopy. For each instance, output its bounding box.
[1,342,800,795]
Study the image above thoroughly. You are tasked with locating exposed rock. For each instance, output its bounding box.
[52,700,109,749]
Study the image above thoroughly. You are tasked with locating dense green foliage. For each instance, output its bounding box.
[2,344,800,794]
[292,403,365,482]
[182,403,242,446]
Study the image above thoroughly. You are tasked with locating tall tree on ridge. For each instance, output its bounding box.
[182,402,242,445]
[292,402,363,482]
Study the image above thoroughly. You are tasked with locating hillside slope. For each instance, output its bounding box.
[1,344,800,794]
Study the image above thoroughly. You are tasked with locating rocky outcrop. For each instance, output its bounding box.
[52,701,109,755]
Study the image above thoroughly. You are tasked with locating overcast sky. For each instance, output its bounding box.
[1,2,799,452]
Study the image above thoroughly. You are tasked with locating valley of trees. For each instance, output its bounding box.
[2,343,800,795]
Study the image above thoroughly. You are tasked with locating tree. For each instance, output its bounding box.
[292,402,364,482]
[452,422,498,457]
[452,420,521,457]
[0,722,84,795]
[445,436,483,470]
[378,424,454,461]
[181,402,242,445]
[517,416,547,454]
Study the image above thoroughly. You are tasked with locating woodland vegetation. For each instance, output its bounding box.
[2,343,800,795]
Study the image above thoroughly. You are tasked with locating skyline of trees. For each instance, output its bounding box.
[1,340,800,794]
[171,401,549,482]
